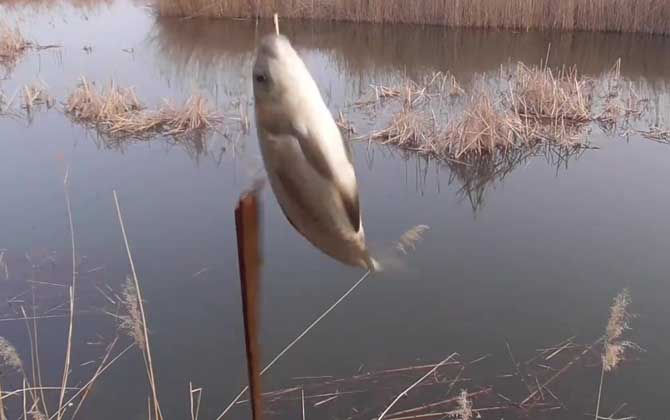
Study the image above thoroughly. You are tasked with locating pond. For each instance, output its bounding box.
[1,1,669,419]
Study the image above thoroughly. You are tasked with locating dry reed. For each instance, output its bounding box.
[0,23,30,73]
[594,289,637,420]
[156,0,670,35]
[66,78,222,141]
[511,64,592,124]
[113,190,164,420]
[22,82,55,112]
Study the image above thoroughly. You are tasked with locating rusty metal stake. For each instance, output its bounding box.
[235,191,262,420]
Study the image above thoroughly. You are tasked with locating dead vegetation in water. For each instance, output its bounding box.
[65,78,223,142]
[511,63,592,124]
[155,0,670,35]
[22,82,55,113]
[0,24,30,74]
[363,65,597,164]
[0,226,642,420]
[355,62,666,211]
[360,60,664,165]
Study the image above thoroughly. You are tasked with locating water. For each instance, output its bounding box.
[1,1,670,419]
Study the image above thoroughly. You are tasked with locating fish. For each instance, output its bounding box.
[252,34,379,271]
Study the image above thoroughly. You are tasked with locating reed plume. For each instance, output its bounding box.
[396,225,430,255]
[603,289,635,371]
[454,389,473,420]
[119,275,146,351]
[0,336,23,372]
[594,289,637,420]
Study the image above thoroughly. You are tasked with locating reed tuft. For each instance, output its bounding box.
[22,82,55,112]
[154,0,670,35]
[0,22,30,73]
[65,78,222,141]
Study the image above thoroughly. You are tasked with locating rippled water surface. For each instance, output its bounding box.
[1,1,670,419]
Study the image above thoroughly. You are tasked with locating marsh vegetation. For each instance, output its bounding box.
[1,2,669,420]
[156,0,670,35]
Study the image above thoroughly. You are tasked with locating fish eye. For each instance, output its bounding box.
[255,74,267,83]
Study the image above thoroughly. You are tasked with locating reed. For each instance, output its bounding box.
[0,23,30,73]
[65,78,223,141]
[22,82,55,112]
[156,0,670,35]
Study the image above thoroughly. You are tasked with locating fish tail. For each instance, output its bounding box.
[365,255,382,272]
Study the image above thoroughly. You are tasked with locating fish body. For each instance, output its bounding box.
[252,34,378,271]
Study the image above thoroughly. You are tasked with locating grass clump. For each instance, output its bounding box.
[0,23,30,73]
[511,64,592,124]
[155,0,670,35]
[65,78,222,141]
[22,82,55,112]
[65,77,142,125]
[366,64,595,163]
[444,92,522,159]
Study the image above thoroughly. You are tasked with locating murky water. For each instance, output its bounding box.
[1,1,670,419]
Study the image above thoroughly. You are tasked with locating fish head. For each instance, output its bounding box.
[253,34,294,104]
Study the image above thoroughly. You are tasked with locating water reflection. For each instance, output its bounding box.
[0,0,116,13]
[449,147,584,212]
[152,17,670,88]
[149,16,670,211]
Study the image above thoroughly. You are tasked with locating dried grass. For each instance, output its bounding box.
[65,78,143,125]
[22,82,55,112]
[0,23,30,73]
[639,127,670,143]
[444,93,522,158]
[511,64,592,124]
[603,289,635,371]
[0,336,23,372]
[368,63,616,162]
[65,78,222,141]
[371,107,435,152]
[155,0,670,35]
